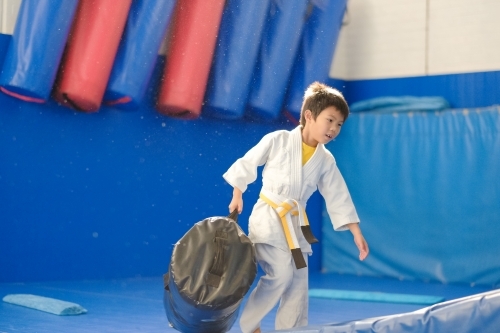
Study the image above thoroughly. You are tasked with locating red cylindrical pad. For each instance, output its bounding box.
[156,0,225,119]
[53,0,132,112]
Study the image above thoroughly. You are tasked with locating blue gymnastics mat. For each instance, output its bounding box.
[0,272,494,333]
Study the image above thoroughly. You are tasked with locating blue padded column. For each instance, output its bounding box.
[103,0,176,109]
[203,0,271,119]
[284,0,347,120]
[246,0,309,120]
[0,34,11,70]
[0,0,78,103]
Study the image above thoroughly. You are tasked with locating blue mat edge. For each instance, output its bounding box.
[308,289,445,305]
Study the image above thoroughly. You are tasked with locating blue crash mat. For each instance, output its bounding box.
[273,289,500,333]
[309,289,444,305]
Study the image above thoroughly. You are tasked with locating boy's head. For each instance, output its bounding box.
[299,82,349,127]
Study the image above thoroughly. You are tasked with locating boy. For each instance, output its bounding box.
[223,82,369,333]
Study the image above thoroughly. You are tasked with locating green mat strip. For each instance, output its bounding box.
[309,289,445,305]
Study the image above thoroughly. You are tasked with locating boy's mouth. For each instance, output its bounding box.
[326,134,332,139]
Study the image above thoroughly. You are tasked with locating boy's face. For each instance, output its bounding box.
[305,106,344,145]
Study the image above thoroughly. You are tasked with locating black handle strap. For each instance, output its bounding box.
[205,211,239,287]
[206,229,228,288]
[227,209,238,223]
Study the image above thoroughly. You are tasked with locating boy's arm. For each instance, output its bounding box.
[318,156,369,260]
[317,158,359,231]
[223,132,276,212]
[346,223,369,261]
[223,132,275,193]
[228,187,243,213]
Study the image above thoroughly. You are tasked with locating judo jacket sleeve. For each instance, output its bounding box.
[223,131,278,193]
[317,154,360,231]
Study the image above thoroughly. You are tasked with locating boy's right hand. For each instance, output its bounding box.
[229,187,243,214]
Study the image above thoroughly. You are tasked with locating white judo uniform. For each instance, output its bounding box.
[223,126,359,332]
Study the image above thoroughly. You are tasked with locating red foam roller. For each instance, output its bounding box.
[53,0,132,112]
[156,0,225,119]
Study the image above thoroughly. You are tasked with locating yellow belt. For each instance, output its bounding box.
[259,191,318,269]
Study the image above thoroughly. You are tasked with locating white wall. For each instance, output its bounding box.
[330,0,500,80]
[3,0,499,80]
[0,0,21,34]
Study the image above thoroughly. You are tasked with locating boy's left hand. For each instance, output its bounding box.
[347,223,369,261]
[353,233,369,261]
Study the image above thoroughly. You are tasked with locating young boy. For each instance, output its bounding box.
[223,82,369,333]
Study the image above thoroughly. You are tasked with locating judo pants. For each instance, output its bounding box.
[239,243,309,333]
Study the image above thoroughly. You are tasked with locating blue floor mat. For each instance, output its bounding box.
[0,272,493,333]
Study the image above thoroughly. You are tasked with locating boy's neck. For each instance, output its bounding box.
[301,126,318,147]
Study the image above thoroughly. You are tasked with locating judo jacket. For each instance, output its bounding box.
[223,126,359,254]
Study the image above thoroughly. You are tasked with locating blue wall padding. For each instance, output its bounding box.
[0,0,78,102]
[203,0,271,119]
[323,106,500,287]
[246,0,308,120]
[103,0,176,109]
[0,56,316,283]
[270,289,500,333]
[285,0,347,120]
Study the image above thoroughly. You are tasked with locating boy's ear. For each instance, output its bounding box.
[304,109,312,121]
